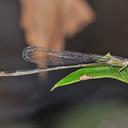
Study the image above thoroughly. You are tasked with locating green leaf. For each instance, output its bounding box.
[51,63,128,91]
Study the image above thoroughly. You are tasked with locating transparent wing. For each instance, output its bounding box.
[22,46,103,67]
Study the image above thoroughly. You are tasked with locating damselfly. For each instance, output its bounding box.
[0,46,127,77]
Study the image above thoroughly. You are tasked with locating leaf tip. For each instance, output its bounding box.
[50,84,59,91]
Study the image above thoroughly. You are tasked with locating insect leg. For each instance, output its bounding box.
[118,64,128,79]
[119,64,128,72]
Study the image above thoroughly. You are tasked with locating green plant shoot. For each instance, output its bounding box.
[51,53,128,91]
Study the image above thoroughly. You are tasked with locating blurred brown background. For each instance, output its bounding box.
[0,0,128,127]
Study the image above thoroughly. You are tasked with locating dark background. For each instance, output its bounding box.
[1,0,128,127]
